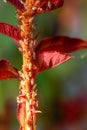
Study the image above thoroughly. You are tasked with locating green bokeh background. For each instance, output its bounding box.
[0,0,87,130]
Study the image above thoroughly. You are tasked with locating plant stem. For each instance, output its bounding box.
[17,0,38,130]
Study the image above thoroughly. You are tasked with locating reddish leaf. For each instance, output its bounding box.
[35,36,87,53]
[34,51,72,72]
[7,0,24,11]
[0,60,19,80]
[34,36,87,72]
[0,23,21,46]
[36,0,64,14]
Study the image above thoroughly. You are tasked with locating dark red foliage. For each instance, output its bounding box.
[35,36,87,53]
[7,0,63,14]
[7,0,24,11]
[34,36,87,72]
[34,49,72,72]
[0,23,21,46]
[37,0,64,14]
[0,60,19,80]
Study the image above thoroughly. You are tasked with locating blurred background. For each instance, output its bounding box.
[0,0,87,130]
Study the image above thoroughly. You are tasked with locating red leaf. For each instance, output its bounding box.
[0,23,21,46]
[35,36,87,53]
[34,36,87,72]
[0,60,19,80]
[36,0,64,14]
[34,51,72,72]
[7,0,24,11]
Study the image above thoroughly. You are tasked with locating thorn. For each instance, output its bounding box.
[32,109,42,114]
[36,110,42,113]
